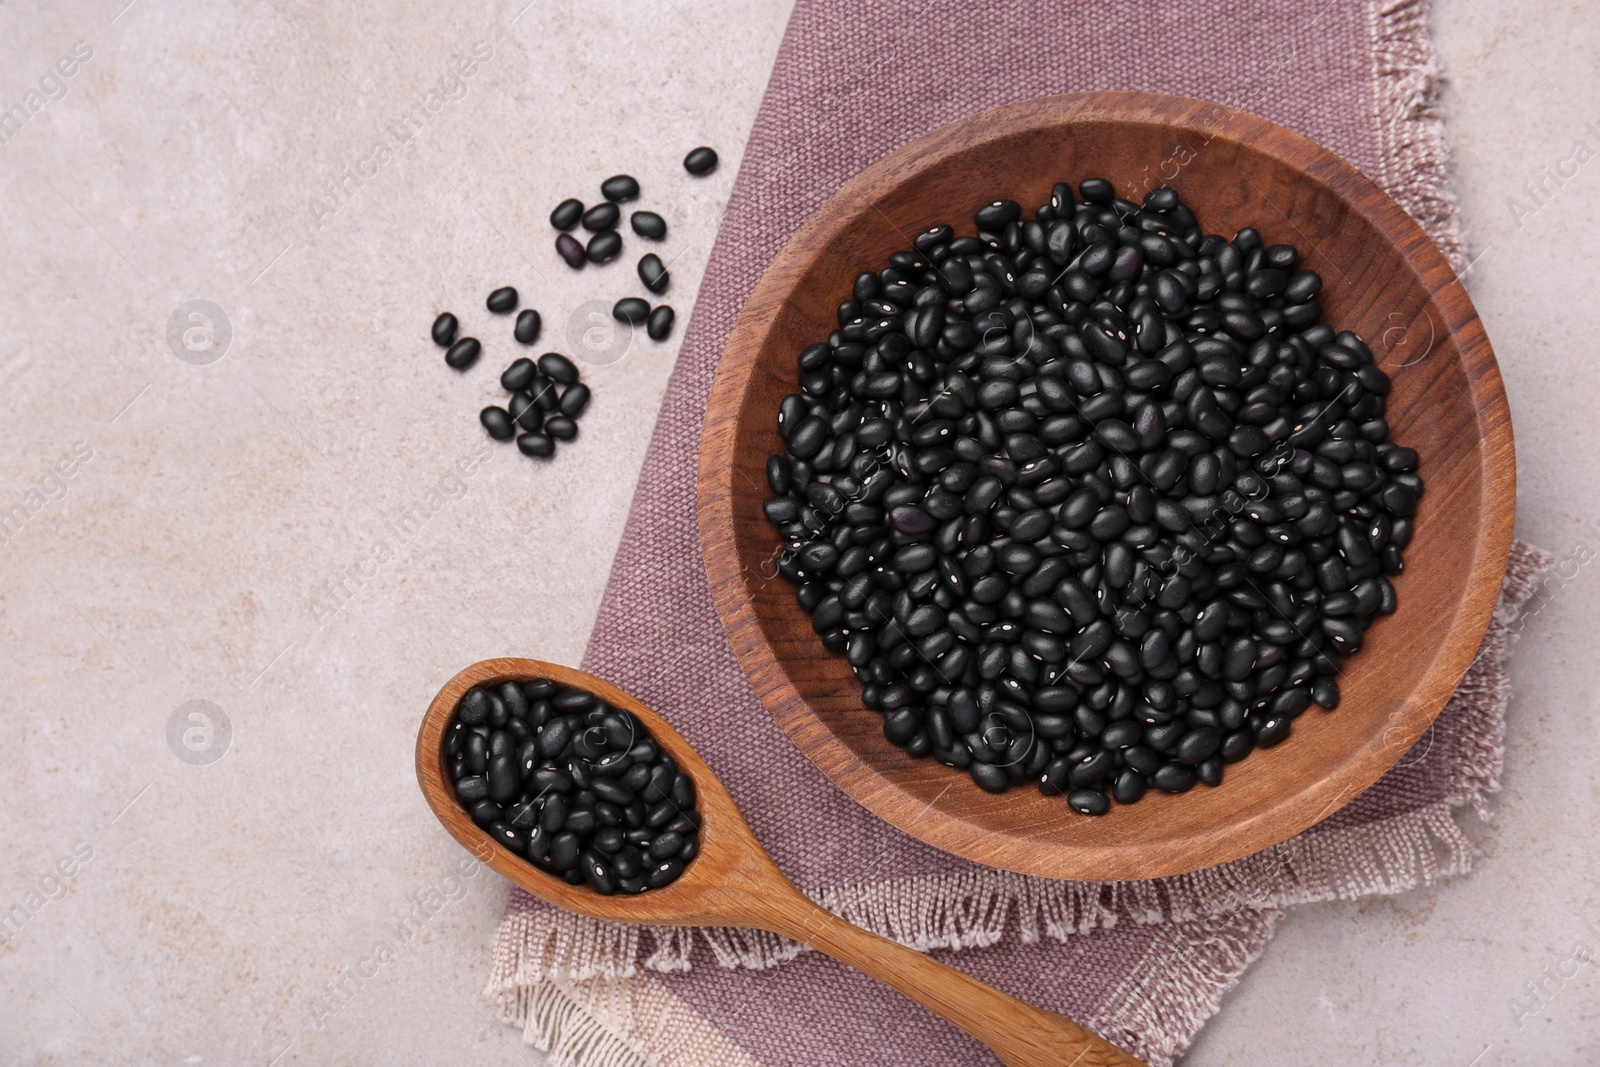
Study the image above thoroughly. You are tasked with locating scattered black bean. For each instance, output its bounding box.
[487,286,518,314]
[447,678,698,892]
[432,312,458,347]
[444,337,481,370]
[539,352,579,385]
[501,357,535,392]
[587,230,622,264]
[518,432,554,458]
[480,406,514,440]
[559,383,591,418]
[551,198,584,231]
[515,309,542,345]
[614,297,651,325]
[637,254,669,294]
[684,146,718,175]
[601,174,640,202]
[508,391,541,431]
[557,232,587,268]
[647,305,675,341]
[760,176,1423,816]
[583,202,621,232]
[631,211,667,240]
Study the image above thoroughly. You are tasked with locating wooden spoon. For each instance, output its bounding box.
[417,658,1148,1067]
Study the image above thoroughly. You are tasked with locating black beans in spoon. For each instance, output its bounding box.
[761,176,1423,816]
[445,678,700,893]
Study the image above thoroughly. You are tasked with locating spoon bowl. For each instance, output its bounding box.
[418,657,773,928]
[418,657,1148,1067]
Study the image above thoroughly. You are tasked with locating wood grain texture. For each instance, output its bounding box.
[416,658,1147,1067]
[697,92,1515,881]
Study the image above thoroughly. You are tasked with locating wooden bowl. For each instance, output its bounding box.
[697,92,1514,881]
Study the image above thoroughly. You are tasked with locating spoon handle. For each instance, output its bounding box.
[753,892,1147,1067]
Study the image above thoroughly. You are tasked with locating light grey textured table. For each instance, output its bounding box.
[0,3,1594,1064]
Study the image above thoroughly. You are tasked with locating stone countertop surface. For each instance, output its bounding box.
[0,2,1594,1064]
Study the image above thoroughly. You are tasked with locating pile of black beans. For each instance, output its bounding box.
[547,149,721,343]
[482,350,589,458]
[762,178,1423,815]
[433,287,591,460]
[446,679,700,893]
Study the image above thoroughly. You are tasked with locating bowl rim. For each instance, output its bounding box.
[697,90,1515,880]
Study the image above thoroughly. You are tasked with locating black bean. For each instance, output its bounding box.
[1068,788,1110,815]
[559,383,591,418]
[683,146,718,175]
[647,305,675,341]
[591,778,634,806]
[538,352,579,385]
[671,774,695,809]
[649,832,685,860]
[487,286,518,314]
[975,200,1021,230]
[480,406,515,441]
[487,754,521,801]
[545,832,579,871]
[601,174,640,202]
[514,309,542,345]
[614,297,651,324]
[550,198,584,230]
[638,253,669,294]
[582,202,621,232]
[1175,727,1221,765]
[545,415,578,441]
[444,337,481,370]
[538,793,569,835]
[508,392,540,432]
[970,761,1009,793]
[499,358,533,392]
[587,230,622,263]
[1255,715,1292,747]
[517,432,554,458]
[457,689,489,726]
[576,851,615,895]
[648,857,685,887]
[631,210,667,240]
[1152,762,1197,793]
[431,312,458,347]
[556,232,586,268]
